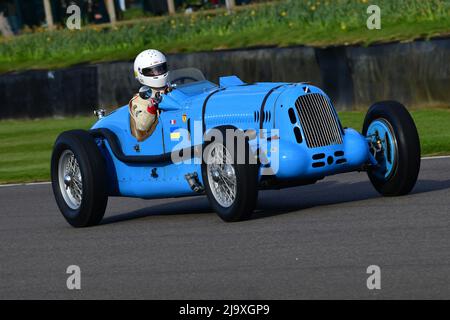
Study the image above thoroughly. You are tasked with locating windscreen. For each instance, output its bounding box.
[168,68,207,86]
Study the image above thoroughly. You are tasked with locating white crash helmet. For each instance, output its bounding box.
[134,49,169,89]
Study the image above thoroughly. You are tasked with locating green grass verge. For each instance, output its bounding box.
[339,109,450,158]
[0,117,95,184]
[0,109,449,184]
[0,0,449,73]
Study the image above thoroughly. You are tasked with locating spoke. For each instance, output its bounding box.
[222,173,236,192]
[219,176,232,195]
[59,151,83,209]
[224,185,234,202]
[217,146,225,164]
[214,178,230,204]
[72,182,82,197]
[73,179,83,191]
[219,175,235,201]
[216,149,223,165]
[65,160,71,175]
[214,182,225,203]
[219,182,232,203]
[208,143,237,207]
[221,173,235,185]
[68,156,74,173]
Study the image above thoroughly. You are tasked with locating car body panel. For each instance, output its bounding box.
[91,77,371,199]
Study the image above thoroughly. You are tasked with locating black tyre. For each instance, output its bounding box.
[202,126,259,222]
[362,101,420,196]
[51,130,108,227]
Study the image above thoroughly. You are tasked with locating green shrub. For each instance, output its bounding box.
[0,0,448,72]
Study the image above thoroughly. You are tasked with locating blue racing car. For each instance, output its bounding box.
[51,68,420,227]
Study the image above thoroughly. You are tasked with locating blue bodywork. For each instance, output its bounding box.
[91,76,371,199]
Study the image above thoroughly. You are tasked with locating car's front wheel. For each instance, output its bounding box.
[51,130,108,227]
[202,127,259,222]
[363,101,420,196]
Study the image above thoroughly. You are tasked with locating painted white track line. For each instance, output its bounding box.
[421,155,450,160]
[0,181,51,188]
[0,156,449,188]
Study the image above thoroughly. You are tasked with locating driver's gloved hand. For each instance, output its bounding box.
[148,98,158,114]
[163,86,172,94]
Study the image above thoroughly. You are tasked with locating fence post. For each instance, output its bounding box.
[43,0,55,30]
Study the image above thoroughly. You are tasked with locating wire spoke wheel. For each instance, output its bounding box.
[52,130,108,227]
[58,150,83,210]
[206,143,237,208]
[201,126,258,222]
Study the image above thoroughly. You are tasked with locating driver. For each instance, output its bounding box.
[129,49,170,141]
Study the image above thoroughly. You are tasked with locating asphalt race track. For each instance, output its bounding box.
[1,157,449,299]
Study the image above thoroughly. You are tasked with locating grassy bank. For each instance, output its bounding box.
[339,109,450,158]
[0,0,449,73]
[0,109,449,184]
[0,117,95,183]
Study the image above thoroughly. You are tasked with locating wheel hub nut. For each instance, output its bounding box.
[211,169,221,182]
[63,175,72,187]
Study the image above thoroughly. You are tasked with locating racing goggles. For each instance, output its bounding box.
[141,63,168,77]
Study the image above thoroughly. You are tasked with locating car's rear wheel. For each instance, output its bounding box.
[202,126,259,222]
[51,130,108,227]
[363,101,420,196]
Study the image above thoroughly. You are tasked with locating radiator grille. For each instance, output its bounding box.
[295,94,343,148]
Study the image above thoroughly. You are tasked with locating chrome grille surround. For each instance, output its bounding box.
[294,93,343,148]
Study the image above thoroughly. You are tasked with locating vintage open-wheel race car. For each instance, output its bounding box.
[51,68,421,227]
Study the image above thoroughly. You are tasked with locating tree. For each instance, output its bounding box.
[167,0,175,15]
[225,0,236,10]
[105,0,117,24]
[0,12,13,37]
[43,0,54,30]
